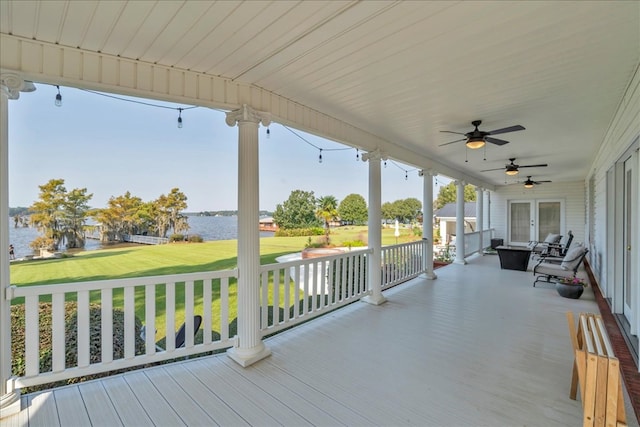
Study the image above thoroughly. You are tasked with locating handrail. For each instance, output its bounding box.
[8,241,427,390]
[10,270,237,388]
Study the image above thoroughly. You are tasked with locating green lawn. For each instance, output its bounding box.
[10,225,421,341]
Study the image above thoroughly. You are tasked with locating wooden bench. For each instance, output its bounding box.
[566,312,627,427]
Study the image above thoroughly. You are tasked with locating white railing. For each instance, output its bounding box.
[463,228,494,258]
[259,249,372,336]
[122,234,169,245]
[8,241,427,389]
[381,240,425,290]
[9,270,237,388]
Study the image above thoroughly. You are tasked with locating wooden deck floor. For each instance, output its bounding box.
[4,254,639,426]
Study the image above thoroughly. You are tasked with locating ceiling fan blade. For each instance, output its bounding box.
[536,180,552,183]
[485,136,509,146]
[519,163,548,168]
[487,125,525,135]
[480,167,508,172]
[439,130,467,135]
[438,138,466,147]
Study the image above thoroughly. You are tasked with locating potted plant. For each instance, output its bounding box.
[556,276,588,299]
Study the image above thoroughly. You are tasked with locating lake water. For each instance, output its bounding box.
[8,215,274,259]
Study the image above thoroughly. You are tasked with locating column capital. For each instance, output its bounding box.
[454,180,466,186]
[361,148,387,163]
[0,73,36,100]
[419,169,437,178]
[225,104,271,128]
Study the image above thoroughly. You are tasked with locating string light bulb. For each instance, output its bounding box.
[384,160,387,168]
[55,86,62,107]
[266,128,270,139]
[177,108,183,128]
[405,171,408,180]
[318,149,323,163]
[356,148,359,160]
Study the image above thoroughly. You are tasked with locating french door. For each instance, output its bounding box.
[508,200,563,245]
[622,153,637,321]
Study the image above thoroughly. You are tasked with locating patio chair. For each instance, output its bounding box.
[529,233,562,255]
[154,315,203,350]
[533,244,588,287]
[538,230,574,260]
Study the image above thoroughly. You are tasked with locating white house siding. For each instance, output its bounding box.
[490,181,586,246]
[588,66,640,335]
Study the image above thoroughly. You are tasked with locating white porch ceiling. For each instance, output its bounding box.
[1,0,638,187]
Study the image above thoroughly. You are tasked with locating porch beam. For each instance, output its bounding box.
[225,104,271,367]
[0,34,495,191]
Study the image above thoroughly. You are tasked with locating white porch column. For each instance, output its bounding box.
[361,149,386,305]
[0,73,32,418]
[225,104,271,367]
[487,191,491,230]
[420,170,437,279]
[476,186,484,255]
[454,180,467,264]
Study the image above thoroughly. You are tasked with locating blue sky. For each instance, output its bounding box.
[8,84,448,212]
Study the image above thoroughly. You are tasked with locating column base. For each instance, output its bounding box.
[420,271,438,280]
[361,294,387,306]
[454,258,467,265]
[0,389,21,419]
[227,342,271,367]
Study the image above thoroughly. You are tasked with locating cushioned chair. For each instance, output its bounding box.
[529,233,562,253]
[538,230,574,260]
[533,244,588,287]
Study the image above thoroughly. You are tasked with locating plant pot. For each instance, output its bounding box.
[555,282,584,299]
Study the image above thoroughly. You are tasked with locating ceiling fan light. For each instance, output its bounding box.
[505,169,519,176]
[524,182,534,188]
[466,136,485,149]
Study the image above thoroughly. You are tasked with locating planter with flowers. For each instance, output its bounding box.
[555,276,588,299]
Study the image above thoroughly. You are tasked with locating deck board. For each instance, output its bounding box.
[77,380,124,427]
[4,255,639,426]
[100,375,156,426]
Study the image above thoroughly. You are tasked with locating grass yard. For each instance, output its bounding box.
[10,225,421,341]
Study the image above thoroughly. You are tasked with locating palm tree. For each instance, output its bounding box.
[315,195,339,246]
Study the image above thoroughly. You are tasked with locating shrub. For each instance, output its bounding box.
[169,233,185,242]
[11,302,145,393]
[188,234,204,243]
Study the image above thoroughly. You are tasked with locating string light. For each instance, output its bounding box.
[266,128,270,139]
[55,86,62,107]
[384,160,387,168]
[405,170,408,180]
[318,149,323,163]
[356,148,359,160]
[177,108,183,128]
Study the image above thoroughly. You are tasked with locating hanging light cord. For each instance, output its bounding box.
[78,88,198,112]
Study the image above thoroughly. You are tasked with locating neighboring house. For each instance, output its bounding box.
[434,202,476,244]
[258,217,278,232]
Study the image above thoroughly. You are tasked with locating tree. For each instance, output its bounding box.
[155,188,189,237]
[338,193,368,225]
[93,191,145,241]
[273,190,321,230]
[316,195,339,245]
[434,182,477,210]
[62,188,93,248]
[29,179,93,250]
[381,198,422,223]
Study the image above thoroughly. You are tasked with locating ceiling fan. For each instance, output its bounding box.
[439,120,525,149]
[521,176,552,188]
[481,158,548,175]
